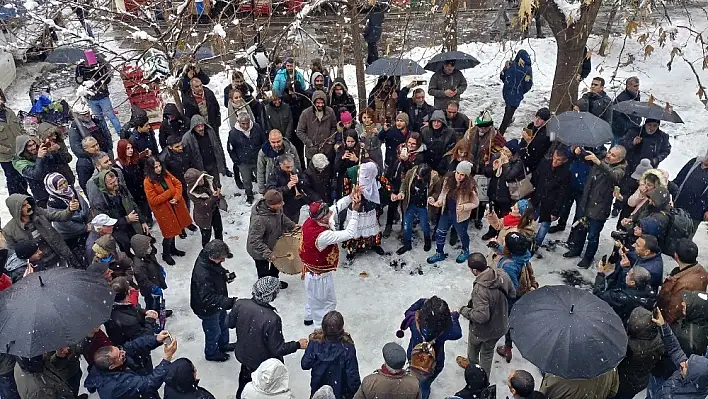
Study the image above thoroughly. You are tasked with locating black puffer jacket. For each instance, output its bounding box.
[227,298,300,370]
[531,157,572,221]
[189,251,235,318]
[617,317,664,398]
[227,122,266,166]
[592,272,658,323]
[159,104,190,149]
[131,234,167,299]
[164,358,216,399]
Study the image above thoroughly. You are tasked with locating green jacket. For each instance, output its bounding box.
[0,107,24,163]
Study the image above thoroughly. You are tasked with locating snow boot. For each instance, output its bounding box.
[187,224,198,232]
[496,345,513,363]
[205,352,229,362]
[246,195,254,205]
[473,220,483,230]
[373,246,386,255]
[162,239,175,265]
[304,319,314,326]
[220,343,236,352]
[481,227,497,241]
[424,237,432,252]
[179,230,187,239]
[170,239,186,257]
[396,244,412,255]
[427,252,447,264]
[577,258,592,269]
[382,224,393,238]
[548,224,565,234]
[456,250,470,263]
[279,281,289,289]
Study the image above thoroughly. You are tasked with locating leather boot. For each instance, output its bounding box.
[162,239,175,265]
[171,239,186,256]
[424,237,432,252]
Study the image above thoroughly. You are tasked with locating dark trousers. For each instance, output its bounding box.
[255,259,279,279]
[199,310,229,357]
[0,371,20,399]
[236,364,255,399]
[1,161,28,195]
[571,217,606,261]
[498,104,518,135]
[200,210,224,247]
[557,187,584,228]
[65,232,89,268]
[366,42,379,66]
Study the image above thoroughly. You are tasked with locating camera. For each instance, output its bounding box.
[226,271,236,283]
[610,230,629,242]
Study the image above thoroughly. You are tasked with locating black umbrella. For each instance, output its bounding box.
[0,268,113,357]
[45,46,88,64]
[510,285,627,379]
[365,58,426,76]
[546,111,613,147]
[611,101,684,123]
[424,51,480,72]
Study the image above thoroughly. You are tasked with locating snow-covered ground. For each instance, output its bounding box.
[1,12,708,398]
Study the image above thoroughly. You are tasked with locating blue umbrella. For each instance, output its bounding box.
[424,51,480,72]
[45,46,87,64]
[365,58,426,76]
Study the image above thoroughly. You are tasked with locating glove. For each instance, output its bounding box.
[151,285,163,296]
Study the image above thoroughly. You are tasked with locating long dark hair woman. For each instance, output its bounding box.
[116,139,152,226]
[334,130,363,199]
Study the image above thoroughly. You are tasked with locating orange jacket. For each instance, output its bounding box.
[144,172,193,239]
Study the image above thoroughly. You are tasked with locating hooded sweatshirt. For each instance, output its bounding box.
[160,103,190,148]
[422,110,456,168]
[164,358,216,399]
[241,358,294,399]
[657,323,708,399]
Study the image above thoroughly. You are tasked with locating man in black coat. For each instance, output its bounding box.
[575,77,612,123]
[672,153,708,238]
[159,103,190,149]
[183,78,222,132]
[189,240,236,362]
[445,101,470,139]
[422,110,456,174]
[160,135,192,208]
[531,148,571,252]
[619,119,672,176]
[519,107,552,173]
[593,261,657,324]
[228,276,308,399]
[228,114,266,203]
[127,115,159,156]
[611,76,642,145]
[329,78,357,121]
[266,153,318,223]
[398,86,434,133]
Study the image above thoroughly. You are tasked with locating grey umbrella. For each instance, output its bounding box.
[611,101,683,123]
[424,51,480,72]
[365,58,426,76]
[546,111,613,147]
[45,46,88,64]
[510,285,628,379]
[0,268,113,357]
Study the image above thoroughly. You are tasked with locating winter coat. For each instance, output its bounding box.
[614,249,665,291]
[296,91,338,159]
[656,324,708,399]
[577,91,613,123]
[104,302,157,347]
[75,60,112,100]
[540,369,619,399]
[305,162,333,204]
[228,122,266,166]
[531,158,572,220]
[160,147,191,185]
[185,169,222,230]
[301,329,361,399]
[264,100,294,139]
[620,125,672,173]
[115,160,148,208]
[164,358,216,399]
[272,68,307,97]
[2,194,80,268]
[617,323,664,398]
[672,157,708,221]
[223,82,256,108]
[658,264,708,325]
[580,160,627,221]
[500,50,533,108]
[159,103,190,149]
[496,252,533,293]
[257,138,301,194]
[247,199,297,260]
[128,129,160,156]
[519,123,551,173]
[460,267,516,342]
[228,298,300,370]
[183,86,222,130]
[401,166,443,223]
[432,179,480,223]
[241,359,295,399]
[378,127,408,168]
[0,106,24,163]
[68,116,113,160]
[352,126,383,173]
[131,234,167,299]
[180,68,210,94]
[227,100,256,130]
[422,111,456,170]
[46,189,90,239]
[84,335,169,399]
[189,250,235,318]
[469,128,506,175]
[144,172,192,239]
[267,167,317,216]
[428,69,468,110]
[36,123,75,184]
[398,88,435,133]
[329,79,357,121]
[354,369,422,399]
[14,358,75,399]
[385,144,427,193]
[362,6,385,43]
[611,90,642,138]
[446,113,470,139]
[182,115,228,176]
[401,298,463,374]
[90,169,145,234]
[12,135,71,204]
[485,156,526,206]
[593,272,657,323]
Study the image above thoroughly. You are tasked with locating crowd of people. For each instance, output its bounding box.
[0,41,707,399]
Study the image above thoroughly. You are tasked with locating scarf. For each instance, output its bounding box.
[44,172,75,205]
[359,162,381,204]
[502,213,521,228]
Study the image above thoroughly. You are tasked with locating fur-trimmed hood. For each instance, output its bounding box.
[640,168,669,188]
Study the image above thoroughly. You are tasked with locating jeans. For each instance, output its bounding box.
[88,96,122,134]
[0,371,20,399]
[435,207,470,253]
[418,368,441,399]
[237,164,256,197]
[236,364,255,399]
[255,259,279,279]
[574,217,606,261]
[498,104,518,134]
[200,210,224,247]
[0,161,28,195]
[403,206,430,245]
[536,221,551,245]
[199,310,229,357]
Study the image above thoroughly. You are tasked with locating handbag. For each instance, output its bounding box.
[508,168,534,200]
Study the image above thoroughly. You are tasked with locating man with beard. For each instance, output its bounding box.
[421,110,456,175]
[183,78,222,133]
[159,103,190,149]
[264,93,294,141]
[182,115,231,186]
[228,113,266,204]
[428,60,468,110]
[329,78,357,122]
[296,91,338,163]
[267,154,317,223]
[257,129,301,194]
[445,101,470,139]
[611,76,642,144]
[12,135,57,208]
[398,86,435,133]
[160,135,193,208]
[305,72,330,102]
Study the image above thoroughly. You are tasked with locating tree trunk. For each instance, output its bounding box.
[599,2,619,56]
[443,0,459,51]
[349,1,368,111]
[540,0,603,113]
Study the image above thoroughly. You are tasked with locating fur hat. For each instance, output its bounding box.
[312,153,330,170]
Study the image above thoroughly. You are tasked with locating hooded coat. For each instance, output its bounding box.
[0,106,24,163]
[593,272,657,323]
[531,157,572,221]
[301,330,361,399]
[264,100,294,139]
[620,124,672,172]
[272,68,307,97]
[658,264,708,325]
[159,103,191,149]
[296,90,338,159]
[182,115,228,176]
[247,198,296,261]
[428,69,468,110]
[36,123,74,185]
[580,159,627,221]
[657,324,708,399]
[354,369,422,399]
[46,186,90,239]
[90,169,144,235]
[164,358,216,399]
[617,311,664,398]
[228,121,266,166]
[2,194,80,268]
[131,234,167,298]
[329,79,357,121]
[421,110,456,169]
[460,267,516,342]
[305,161,333,204]
[257,137,301,194]
[12,135,71,204]
[500,50,533,108]
[241,359,294,399]
[672,157,708,221]
[183,85,221,130]
[185,168,222,230]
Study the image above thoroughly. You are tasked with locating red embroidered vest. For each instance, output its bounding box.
[299,218,339,274]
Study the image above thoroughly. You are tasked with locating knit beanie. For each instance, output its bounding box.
[395,112,409,126]
[264,189,283,206]
[505,139,520,155]
[340,111,353,124]
[252,276,280,304]
[456,160,473,176]
[14,240,39,260]
[631,159,653,180]
[535,107,551,122]
[464,363,489,392]
[93,235,117,259]
[516,199,530,215]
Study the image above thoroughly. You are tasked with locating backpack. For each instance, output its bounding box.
[660,207,694,256]
[409,319,441,379]
[499,258,538,296]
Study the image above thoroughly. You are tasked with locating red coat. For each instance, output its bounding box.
[144,172,193,239]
